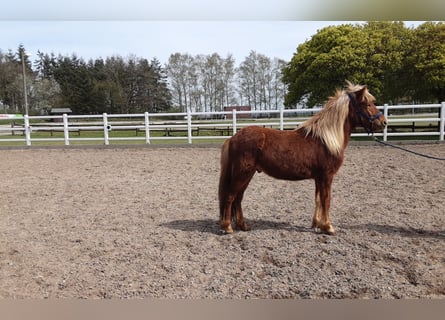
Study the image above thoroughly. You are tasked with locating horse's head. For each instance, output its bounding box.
[347,84,387,134]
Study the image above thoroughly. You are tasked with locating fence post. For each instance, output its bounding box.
[232,108,237,135]
[144,112,150,144]
[279,106,284,130]
[187,108,192,144]
[440,102,445,141]
[103,113,109,145]
[383,104,388,141]
[24,114,31,146]
[63,113,70,146]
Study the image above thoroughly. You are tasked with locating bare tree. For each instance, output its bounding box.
[238,51,275,111]
[166,53,194,112]
[271,58,287,110]
[166,51,286,113]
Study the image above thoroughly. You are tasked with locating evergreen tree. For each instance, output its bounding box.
[0,45,34,113]
[52,55,96,114]
[149,57,171,113]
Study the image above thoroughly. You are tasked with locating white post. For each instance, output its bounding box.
[440,102,445,141]
[232,108,237,135]
[383,104,388,141]
[279,106,284,130]
[144,112,150,144]
[103,113,109,145]
[187,108,192,144]
[24,114,31,146]
[63,113,70,145]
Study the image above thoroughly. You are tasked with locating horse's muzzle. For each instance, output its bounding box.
[374,115,387,130]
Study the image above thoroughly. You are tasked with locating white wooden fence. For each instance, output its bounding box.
[0,103,444,146]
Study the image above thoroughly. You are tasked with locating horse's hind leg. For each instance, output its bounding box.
[233,178,254,231]
[220,195,235,234]
[221,191,250,233]
[221,166,255,233]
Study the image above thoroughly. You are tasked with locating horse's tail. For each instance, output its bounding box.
[218,138,232,220]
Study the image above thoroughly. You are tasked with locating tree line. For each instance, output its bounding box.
[0,21,444,116]
[0,46,287,115]
[0,46,171,115]
[166,52,287,113]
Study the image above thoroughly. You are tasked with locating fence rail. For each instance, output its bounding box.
[0,103,444,146]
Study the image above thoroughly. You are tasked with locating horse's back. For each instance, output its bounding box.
[228,126,268,154]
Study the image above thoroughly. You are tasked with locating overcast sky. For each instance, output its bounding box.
[0,20,428,66]
[0,21,355,65]
[0,0,436,66]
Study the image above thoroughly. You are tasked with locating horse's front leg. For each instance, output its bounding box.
[312,176,335,235]
[311,188,322,229]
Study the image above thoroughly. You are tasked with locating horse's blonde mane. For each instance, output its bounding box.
[299,82,374,156]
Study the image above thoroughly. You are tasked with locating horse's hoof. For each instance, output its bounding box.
[220,225,233,234]
[313,225,336,235]
[323,226,336,235]
[237,223,250,232]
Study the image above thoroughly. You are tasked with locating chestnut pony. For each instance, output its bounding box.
[218,82,387,235]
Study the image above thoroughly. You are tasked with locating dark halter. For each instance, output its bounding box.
[347,92,382,135]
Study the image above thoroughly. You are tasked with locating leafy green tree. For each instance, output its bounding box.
[282,24,366,107]
[362,21,413,103]
[410,22,445,103]
[282,22,413,107]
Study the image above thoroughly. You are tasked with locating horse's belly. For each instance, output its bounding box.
[258,163,312,181]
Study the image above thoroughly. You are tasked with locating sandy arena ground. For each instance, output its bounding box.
[0,143,444,298]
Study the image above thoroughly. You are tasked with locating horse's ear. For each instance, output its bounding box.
[355,85,368,102]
